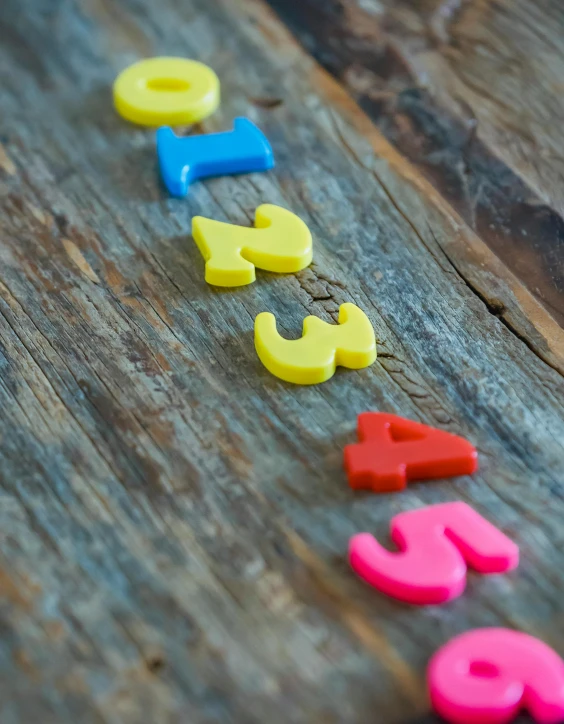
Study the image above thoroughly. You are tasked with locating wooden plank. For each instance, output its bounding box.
[0,0,562,721]
[265,0,564,350]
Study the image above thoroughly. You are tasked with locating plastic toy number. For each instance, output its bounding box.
[158,118,274,197]
[349,502,518,605]
[113,57,220,126]
[345,413,478,492]
[192,204,311,286]
[255,303,377,385]
[428,628,564,724]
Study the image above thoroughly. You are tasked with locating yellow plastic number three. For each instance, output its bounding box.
[255,303,377,385]
[113,57,220,126]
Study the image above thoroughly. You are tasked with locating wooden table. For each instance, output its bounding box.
[0,0,562,721]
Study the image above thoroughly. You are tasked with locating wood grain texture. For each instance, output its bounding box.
[265,0,564,358]
[0,0,562,722]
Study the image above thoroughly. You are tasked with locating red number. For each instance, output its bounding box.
[345,413,478,492]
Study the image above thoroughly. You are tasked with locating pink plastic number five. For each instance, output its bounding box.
[428,628,564,724]
[349,502,518,605]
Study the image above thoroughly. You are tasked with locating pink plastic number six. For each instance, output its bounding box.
[349,502,518,605]
[428,628,564,724]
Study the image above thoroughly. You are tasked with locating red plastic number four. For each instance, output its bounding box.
[344,413,478,492]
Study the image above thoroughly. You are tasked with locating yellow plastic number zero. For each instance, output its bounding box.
[255,303,377,385]
[113,57,220,126]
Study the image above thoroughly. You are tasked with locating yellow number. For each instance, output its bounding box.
[255,304,377,385]
[113,57,220,126]
[192,205,313,287]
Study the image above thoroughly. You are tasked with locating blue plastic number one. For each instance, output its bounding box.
[157,118,275,197]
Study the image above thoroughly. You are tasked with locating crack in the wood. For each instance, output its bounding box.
[0,282,131,487]
[327,110,564,380]
[293,265,343,321]
[0,270,187,497]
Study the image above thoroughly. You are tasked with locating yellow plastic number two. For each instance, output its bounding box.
[113,57,220,126]
[255,303,377,385]
[192,204,313,287]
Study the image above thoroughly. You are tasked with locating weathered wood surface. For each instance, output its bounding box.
[266,0,564,371]
[0,0,562,722]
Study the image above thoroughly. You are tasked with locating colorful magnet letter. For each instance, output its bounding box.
[428,628,564,724]
[255,303,376,385]
[344,412,478,492]
[349,502,518,605]
[192,204,312,286]
[157,118,274,197]
[113,57,220,126]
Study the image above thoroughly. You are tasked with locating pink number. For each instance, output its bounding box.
[349,502,518,605]
[428,628,564,724]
